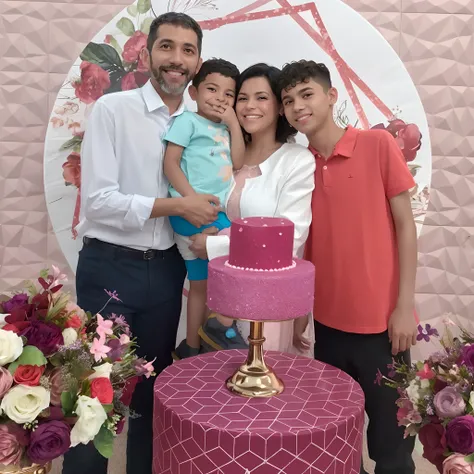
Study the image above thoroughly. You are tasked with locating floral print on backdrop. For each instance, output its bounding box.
[45,0,431,271]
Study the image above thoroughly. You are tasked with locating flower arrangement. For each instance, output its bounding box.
[377,319,474,474]
[0,267,154,470]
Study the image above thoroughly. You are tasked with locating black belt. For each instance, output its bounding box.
[83,237,176,260]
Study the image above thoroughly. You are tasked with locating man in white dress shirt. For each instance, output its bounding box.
[62,13,219,474]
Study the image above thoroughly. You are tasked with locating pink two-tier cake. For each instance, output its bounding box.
[207,216,315,321]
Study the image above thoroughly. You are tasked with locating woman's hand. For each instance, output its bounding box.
[293,315,310,353]
[189,227,218,260]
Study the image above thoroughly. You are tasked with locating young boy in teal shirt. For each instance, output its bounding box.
[164,58,245,360]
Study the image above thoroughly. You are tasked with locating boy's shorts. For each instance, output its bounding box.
[169,212,231,281]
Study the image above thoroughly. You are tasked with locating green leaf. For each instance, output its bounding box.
[137,0,151,14]
[116,17,135,37]
[465,453,474,463]
[140,17,153,35]
[17,346,47,367]
[93,425,115,459]
[127,5,138,16]
[102,404,114,414]
[80,43,124,75]
[8,361,20,376]
[60,135,83,152]
[81,379,91,397]
[61,391,77,416]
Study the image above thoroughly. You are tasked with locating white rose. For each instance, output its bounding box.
[88,362,113,381]
[0,314,9,328]
[62,328,78,346]
[70,396,107,446]
[0,385,50,424]
[0,329,23,366]
[420,379,430,389]
[469,391,474,411]
[406,379,420,404]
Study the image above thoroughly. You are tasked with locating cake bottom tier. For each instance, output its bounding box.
[153,350,365,474]
[207,256,314,321]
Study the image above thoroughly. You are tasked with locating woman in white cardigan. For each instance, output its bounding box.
[190,63,316,357]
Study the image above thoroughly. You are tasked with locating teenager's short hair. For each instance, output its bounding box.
[147,12,203,54]
[192,58,240,88]
[237,63,296,144]
[279,60,332,92]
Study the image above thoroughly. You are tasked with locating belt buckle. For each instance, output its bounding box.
[143,249,154,260]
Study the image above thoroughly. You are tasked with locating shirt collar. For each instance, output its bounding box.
[141,80,186,116]
[309,125,359,159]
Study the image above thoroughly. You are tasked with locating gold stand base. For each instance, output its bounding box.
[0,463,51,474]
[226,321,284,398]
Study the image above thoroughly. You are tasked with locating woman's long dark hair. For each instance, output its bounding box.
[236,63,296,144]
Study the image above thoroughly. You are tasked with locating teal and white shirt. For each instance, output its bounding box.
[164,111,233,205]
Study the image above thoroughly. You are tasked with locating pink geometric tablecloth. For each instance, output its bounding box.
[153,350,365,474]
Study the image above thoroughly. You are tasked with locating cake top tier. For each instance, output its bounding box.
[228,217,294,271]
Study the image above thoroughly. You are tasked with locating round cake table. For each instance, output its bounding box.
[153,350,365,474]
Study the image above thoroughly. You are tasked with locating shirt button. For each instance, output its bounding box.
[323,166,328,170]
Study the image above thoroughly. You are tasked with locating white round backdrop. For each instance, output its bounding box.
[44,0,431,272]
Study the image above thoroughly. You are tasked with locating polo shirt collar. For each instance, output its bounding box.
[141,80,185,116]
[309,125,359,159]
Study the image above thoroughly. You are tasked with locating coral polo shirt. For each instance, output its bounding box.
[305,126,415,334]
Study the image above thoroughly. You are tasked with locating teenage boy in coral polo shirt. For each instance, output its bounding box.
[279,60,418,474]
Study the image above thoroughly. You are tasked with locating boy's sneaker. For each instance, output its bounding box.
[172,339,200,361]
[199,314,248,352]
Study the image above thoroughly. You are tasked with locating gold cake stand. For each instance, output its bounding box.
[0,463,51,474]
[226,320,284,398]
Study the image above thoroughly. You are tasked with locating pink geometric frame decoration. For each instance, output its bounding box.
[1,0,473,369]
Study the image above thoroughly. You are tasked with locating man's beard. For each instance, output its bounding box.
[152,63,193,96]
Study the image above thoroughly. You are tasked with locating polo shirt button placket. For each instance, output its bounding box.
[322,164,331,187]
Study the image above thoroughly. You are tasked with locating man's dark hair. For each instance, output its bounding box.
[279,60,332,92]
[237,63,296,144]
[192,58,240,88]
[147,12,203,54]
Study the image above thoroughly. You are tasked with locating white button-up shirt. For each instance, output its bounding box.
[76,81,184,250]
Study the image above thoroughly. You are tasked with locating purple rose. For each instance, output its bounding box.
[433,387,466,419]
[461,344,474,369]
[446,415,474,455]
[0,423,29,466]
[2,293,29,313]
[20,321,64,356]
[27,421,71,464]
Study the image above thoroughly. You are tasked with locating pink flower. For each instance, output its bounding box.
[104,290,122,302]
[134,358,155,379]
[119,334,130,345]
[73,61,111,104]
[67,121,82,135]
[397,398,422,426]
[0,423,29,466]
[62,152,81,188]
[96,314,113,340]
[434,387,466,419]
[49,368,64,406]
[443,453,474,474]
[50,117,64,128]
[417,363,436,380]
[0,366,13,398]
[122,31,147,64]
[371,118,422,162]
[90,336,111,362]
